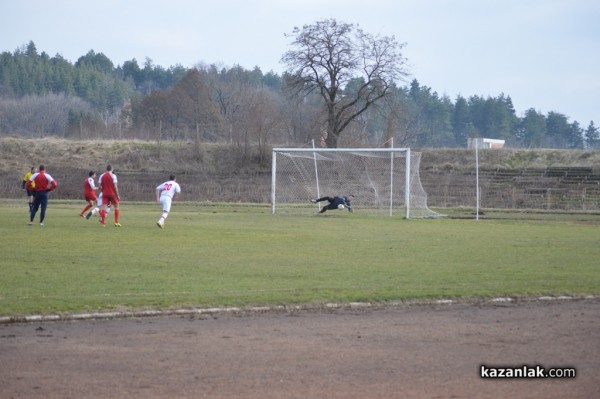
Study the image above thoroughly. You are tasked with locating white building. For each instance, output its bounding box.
[467,138,505,149]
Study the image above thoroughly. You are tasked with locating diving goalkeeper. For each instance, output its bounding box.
[311,195,354,213]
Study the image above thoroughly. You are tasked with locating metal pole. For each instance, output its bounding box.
[271,149,277,215]
[405,148,411,219]
[389,138,394,217]
[312,140,321,211]
[475,139,480,221]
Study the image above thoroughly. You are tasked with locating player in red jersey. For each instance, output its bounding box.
[80,171,98,218]
[26,164,58,226]
[98,165,121,227]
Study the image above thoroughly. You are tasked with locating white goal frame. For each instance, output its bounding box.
[271,147,438,219]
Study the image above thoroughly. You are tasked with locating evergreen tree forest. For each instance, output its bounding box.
[1,41,598,150]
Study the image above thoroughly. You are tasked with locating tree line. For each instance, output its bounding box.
[1,36,598,151]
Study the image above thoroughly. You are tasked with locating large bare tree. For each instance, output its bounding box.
[281,18,408,147]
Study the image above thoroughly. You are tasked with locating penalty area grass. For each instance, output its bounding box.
[0,201,599,317]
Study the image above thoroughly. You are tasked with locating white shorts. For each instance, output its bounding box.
[160,196,173,213]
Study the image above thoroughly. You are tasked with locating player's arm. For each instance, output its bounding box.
[26,174,36,191]
[22,172,31,189]
[47,175,57,191]
[345,197,353,212]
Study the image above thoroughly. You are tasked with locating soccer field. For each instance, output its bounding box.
[1,201,599,317]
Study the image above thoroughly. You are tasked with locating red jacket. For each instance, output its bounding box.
[27,171,57,192]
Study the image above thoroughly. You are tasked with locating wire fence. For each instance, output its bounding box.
[3,168,600,212]
[425,185,600,211]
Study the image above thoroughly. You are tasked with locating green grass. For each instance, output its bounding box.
[1,201,599,317]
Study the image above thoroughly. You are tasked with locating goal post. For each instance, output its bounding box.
[271,147,442,218]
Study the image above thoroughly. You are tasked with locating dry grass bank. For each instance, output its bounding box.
[1,137,599,208]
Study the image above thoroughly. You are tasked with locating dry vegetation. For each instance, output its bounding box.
[0,137,271,202]
[420,147,600,172]
[1,137,599,207]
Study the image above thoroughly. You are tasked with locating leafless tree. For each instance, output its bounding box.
[281,18,408,147]
[242,89,287,165]
[0,94,94,137]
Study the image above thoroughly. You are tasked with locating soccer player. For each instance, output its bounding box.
[22,166,36,213]
[311,195,354,213]
[155,175,181,229]
[80,171,98,218]
[26,165,57,226]
[98,165,121,227]
[87,172,115,220]
[86,192,110,221]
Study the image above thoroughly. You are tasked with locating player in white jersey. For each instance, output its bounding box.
[155,175,181,229]
[86,192,110,221]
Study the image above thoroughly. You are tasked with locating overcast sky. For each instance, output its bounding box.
[2,0,599,126]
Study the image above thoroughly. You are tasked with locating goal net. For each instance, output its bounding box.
[271,148,443,218]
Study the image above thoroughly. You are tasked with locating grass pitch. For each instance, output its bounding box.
[1,201,599,317]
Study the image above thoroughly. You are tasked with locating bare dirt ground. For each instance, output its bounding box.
[1,298,598,399]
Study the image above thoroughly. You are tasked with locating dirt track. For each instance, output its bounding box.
[1,298,599,399]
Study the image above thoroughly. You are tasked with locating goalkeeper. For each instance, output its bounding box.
[311,195,354,213]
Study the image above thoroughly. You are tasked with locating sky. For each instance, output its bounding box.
[2,0,599,126]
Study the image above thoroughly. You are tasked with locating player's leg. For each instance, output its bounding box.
[29,193,41,224]
[157,197,171,228]
[86,203,96,219]
[38,192,48,225]
[322,203,338,213]
[98,205,110,223]
[90,195,103,220]
[99,198,109,225]
[113,200,121,226]
[157,210,169,228]
[80,199,93,217]
[27,191,34,213]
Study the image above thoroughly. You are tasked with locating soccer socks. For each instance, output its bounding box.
[100,209,106,224]
[158,212,168,224]
[80,204,92,216]
[114,209,120,223]
[156,212,169,228]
